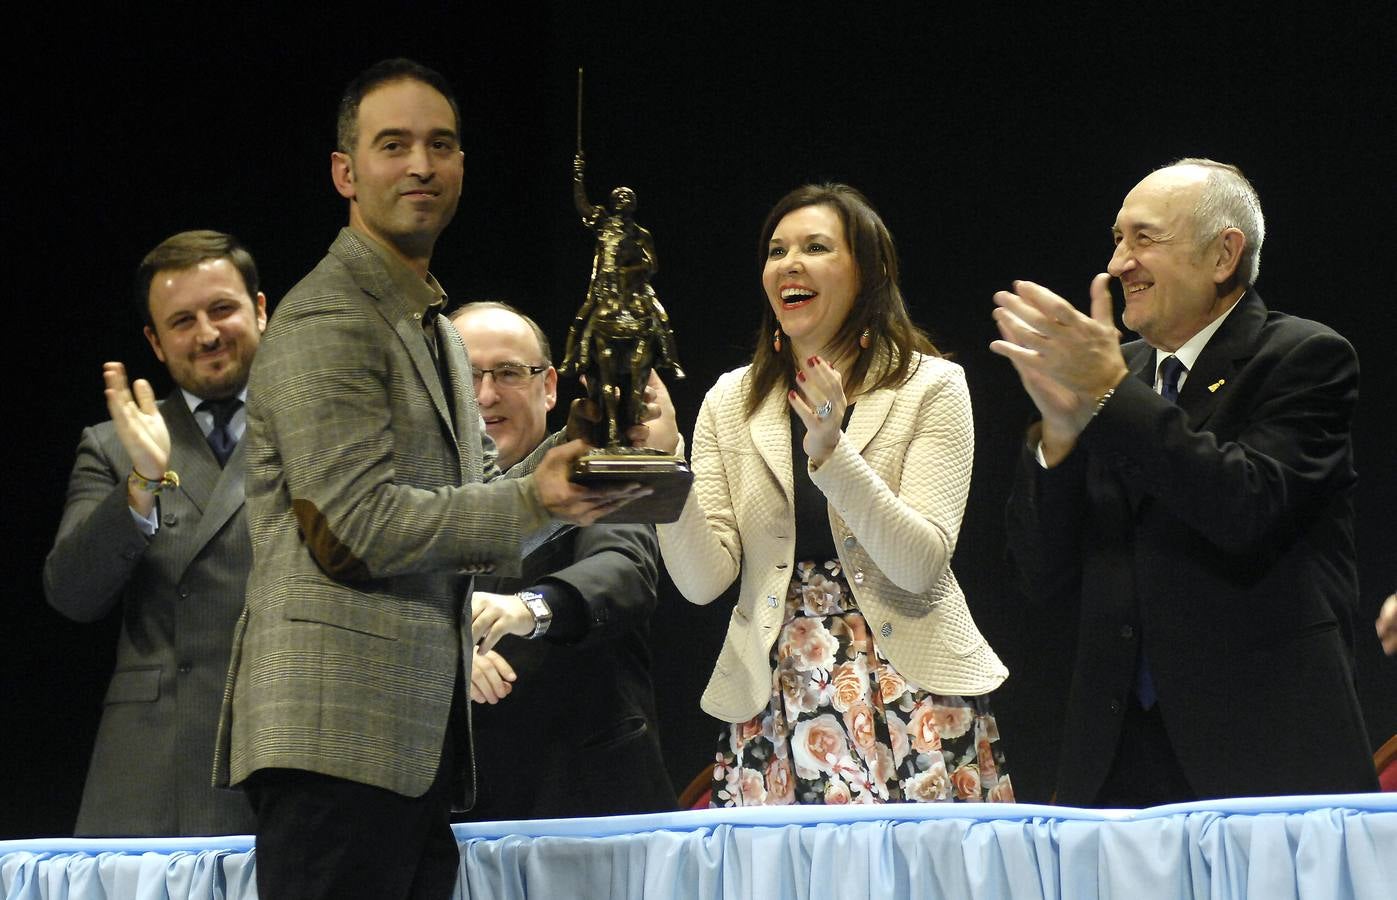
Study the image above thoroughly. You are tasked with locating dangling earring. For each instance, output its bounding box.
[772,326,782,353]
[859,328,871,350]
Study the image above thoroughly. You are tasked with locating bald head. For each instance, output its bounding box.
[1107,160,1257,350]
[451,303,557,470]
[1159,158,1265,286]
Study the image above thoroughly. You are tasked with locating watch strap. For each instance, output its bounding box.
[519,590,552,639]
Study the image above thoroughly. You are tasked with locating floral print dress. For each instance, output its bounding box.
[709,409,1014,806]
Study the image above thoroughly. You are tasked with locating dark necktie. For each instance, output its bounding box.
[423,311,457,430]
[1136,355,1187,710]
[1159,354,1186,405]
[197,397,243,467]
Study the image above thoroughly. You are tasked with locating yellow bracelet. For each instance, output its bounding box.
[128,469,180,494]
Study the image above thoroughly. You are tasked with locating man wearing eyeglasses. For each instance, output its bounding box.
[447,301,676,818]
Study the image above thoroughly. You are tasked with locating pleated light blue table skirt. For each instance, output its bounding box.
[4,794,1394,899]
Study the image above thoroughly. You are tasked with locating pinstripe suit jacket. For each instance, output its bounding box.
[214,228,549,799]
[45,394,257,836]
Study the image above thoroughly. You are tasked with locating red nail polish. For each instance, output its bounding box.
[807,356,817,367]
[796,371,805,381]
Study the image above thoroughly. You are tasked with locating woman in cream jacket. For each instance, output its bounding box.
[657,184,1012,806]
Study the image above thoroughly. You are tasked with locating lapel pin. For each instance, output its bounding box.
[1208,379,1225,393]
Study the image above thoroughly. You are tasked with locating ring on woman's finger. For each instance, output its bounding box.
[815,399,834,420]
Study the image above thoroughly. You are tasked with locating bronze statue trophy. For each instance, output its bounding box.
[558,77,690,523]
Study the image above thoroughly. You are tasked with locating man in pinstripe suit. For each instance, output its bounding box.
[45,229,266,836]
[214,59,646,900]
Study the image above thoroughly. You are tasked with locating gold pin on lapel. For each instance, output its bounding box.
[1207,378,1225,393]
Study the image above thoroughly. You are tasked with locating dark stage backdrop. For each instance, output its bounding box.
[6,5,1394,837]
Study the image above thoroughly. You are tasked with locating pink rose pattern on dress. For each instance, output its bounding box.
[830,613,871,657]
[785,618,840,672]
[869,742,896,787]
[843,700,879,760]
[829,656,870,713]
[824,777,853,804]
[777,656,825,715]
[930,701,975,740]
[886,711,910,767]
[765,756,796,805]
[876,664,907,705]
[906,700,945,754]
[904,758,952,802]
[711,559,1014,806]
[951,763,982,800]
[728,715,763,755]
[801,573,844,617]
[976,737,999,783]
[791,714,853,779]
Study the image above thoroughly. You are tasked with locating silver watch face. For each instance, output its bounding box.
[520,592,551,636]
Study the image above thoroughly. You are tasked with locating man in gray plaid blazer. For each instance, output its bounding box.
[213,59,645,900]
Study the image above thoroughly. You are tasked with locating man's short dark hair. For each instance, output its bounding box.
[135,230,259,327]
[336,58,462,154]
[449,300,552,364]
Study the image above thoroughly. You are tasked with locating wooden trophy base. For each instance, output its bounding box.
[571,451,693,523]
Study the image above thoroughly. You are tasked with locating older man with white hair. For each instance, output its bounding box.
[994,158,1376,806]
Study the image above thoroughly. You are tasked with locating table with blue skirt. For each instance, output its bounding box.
[3,793,1394,899]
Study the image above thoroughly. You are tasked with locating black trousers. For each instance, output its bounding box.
[1092,696,1196,808]
[246,685,468,900]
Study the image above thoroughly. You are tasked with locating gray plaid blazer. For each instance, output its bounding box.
[214,228,548,798]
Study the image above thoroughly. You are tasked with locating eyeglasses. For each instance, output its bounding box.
[471,363,548,389]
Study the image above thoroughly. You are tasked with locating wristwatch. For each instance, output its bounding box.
[519,590,552,639]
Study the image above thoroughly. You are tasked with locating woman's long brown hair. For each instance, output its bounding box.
[745,183,939,417]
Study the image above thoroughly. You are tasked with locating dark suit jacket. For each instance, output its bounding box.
[461,522,677,820]
[1007,290,1377,804]
[215,228,550,802]
[44,394,256,836]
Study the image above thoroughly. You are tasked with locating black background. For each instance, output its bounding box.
[5,3,1394,836]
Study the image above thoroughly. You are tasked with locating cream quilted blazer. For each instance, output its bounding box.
[659,353,1008,724]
